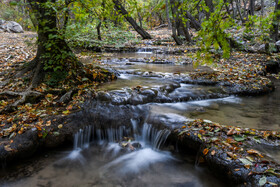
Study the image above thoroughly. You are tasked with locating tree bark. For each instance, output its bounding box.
[97,21,102,40]
[184,11,202,31]
[248,0,255,15]
[170,0,183,45]
[270,0,280,42]
[27,0,80,87]
[112,0,152,39]
[235,0,246,23]
[165,0,172,30]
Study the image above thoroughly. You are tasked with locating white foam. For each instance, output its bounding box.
[101,148,174,175]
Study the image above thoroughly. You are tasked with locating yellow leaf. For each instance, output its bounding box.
[62,110,70,115]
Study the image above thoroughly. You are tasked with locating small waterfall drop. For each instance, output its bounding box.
[71,118,171,153]
[137,47,153,54]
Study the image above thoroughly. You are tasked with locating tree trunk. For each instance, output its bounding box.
[97,21,102,40]
[270,0,280,42]
[184,11,202,31]
[182,21,192,42]
[205,0,214,19]
[170,0,183,45]
[171,22,183,45]
[165,0,172,30]
[113,0,152,39]
[248,0,255,15]
[261,0,264,17]
[27,0,79,87]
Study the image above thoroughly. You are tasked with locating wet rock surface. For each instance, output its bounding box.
[0,104,148,162]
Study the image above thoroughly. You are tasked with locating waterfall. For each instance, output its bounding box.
[72,119,170,151]
[137,48,153,54]
[73,126,92,150]
[139,123,170,149]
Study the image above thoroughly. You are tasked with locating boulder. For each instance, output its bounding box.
[0,20,24,33]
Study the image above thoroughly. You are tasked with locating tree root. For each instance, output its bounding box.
[15,58,38,78]
[0,90,43,114]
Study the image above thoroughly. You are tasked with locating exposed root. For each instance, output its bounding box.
[0,90,43,114]
[15,58,38,78]
[30,62,44,89]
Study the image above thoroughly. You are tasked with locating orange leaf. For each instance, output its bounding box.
[203,148,209,155]
[247,149,263,158]
[35,124,42,131]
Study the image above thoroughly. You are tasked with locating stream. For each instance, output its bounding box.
[1,51,280,186]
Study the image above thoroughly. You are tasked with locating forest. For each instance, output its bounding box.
[0,0,280,186]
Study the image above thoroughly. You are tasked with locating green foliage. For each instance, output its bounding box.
[196,0,234,65]
[65,22,140,48]
[45,70,68,86]
[244,14,274,43]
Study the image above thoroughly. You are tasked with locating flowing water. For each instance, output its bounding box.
[92,52,280,131]
[2,51,280,186]
[3,121,223,187]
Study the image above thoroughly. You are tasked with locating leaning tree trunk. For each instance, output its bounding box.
[27,0,80,88]
[270,0,280,42]
[112,0,152,39]
[184,11,202,31]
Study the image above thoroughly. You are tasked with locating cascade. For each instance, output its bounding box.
[72,119,170,152]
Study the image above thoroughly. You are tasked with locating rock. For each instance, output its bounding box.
[258,44,266,52]
[0,19,5,25]
[131,142,142,149]
[276,40,280,52]
[0,21,24,33]
[265,61,280,74]
[208,103,219,110]
[255,2,262,11]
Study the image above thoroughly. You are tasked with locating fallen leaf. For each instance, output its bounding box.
[227,128,236,135]
[259,176,267,186]
[4,145,13,152]
[239,158,253,166]
[58,124,63,129]
[46,120,51,126]
[233,135,245,142]
[247,149,263,158]
[203,148,209,155]
[62,110,70,115]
